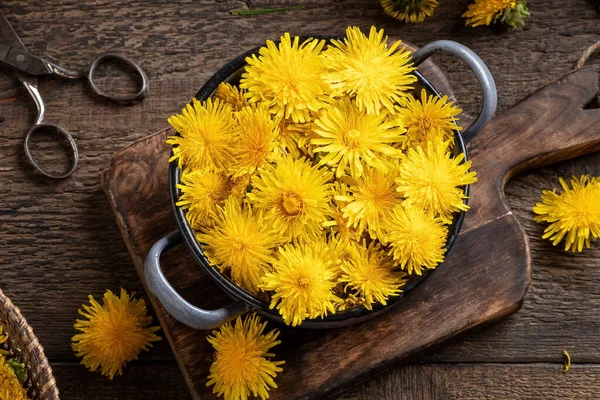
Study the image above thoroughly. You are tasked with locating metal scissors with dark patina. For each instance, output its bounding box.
[0,10,149,179]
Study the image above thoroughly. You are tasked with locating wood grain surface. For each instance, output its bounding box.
[1,1,600,399]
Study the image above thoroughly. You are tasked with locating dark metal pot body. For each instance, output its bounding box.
[144,37,497,330]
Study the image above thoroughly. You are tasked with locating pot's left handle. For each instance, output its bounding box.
[144,231,249,330]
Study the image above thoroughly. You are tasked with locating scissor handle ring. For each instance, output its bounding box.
[88,53,149,105]
[24,123,79,179]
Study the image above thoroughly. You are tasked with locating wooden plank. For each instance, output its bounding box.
[0,2,598,399]
[336,363,600,400]
[51,362,192,400]
[50,362,600,400]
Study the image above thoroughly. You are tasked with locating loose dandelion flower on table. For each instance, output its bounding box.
[207,314,284,400]
[322,26,417,115]
[72,289,161,379]
[533,175,600,252]
[463,0,530,29]
[395,89,462,149]
[383,204,448,275]
[260,241,341,326]
[396,141,477,224]
[312,98,405,178]
[240,33,330,123]
[380,0,439,24]
[197,198,285,294]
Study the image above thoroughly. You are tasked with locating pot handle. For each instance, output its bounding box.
[144,230,250,330]
[412,40,497,142]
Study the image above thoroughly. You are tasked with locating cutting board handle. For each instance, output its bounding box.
[413,40,498,142]
[469,65,600,181]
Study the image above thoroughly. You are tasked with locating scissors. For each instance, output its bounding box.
[0,10,149,179]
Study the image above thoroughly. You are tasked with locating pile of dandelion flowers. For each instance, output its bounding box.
[197,198,285,294]
[322,26,417,115]
[207,314,284,400]
[340,241,407,310]
[533,175,600,252]
[379,0,439,24]
[240,33,330,123]
[396,141,477,224]
[230,105,280,178]
[176,168,236,230]
[0,356,28,400]
[383,204,448,275]
[72,289,161,379]
[395,89,462,149]
[247,156,334,241]
[312,98,405,178]
[336,167,403,240]
[167,98,238,171]
[260,241,340,326]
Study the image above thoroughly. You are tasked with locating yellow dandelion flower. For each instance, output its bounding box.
[0,327,8,356]
[533,176,600,252]
[463,0,529,28]
[177,169,237,229]
[339,241,407,310]
[383,204,448,275]
[240,33,330,123]
[0,356,28,400]
[380,0,439,24]
[247,156,334,241]
[322,26,417,115]
[312,98,405,178]
[207,314,284,400]
[275,119,304,158]
[260,241,340,326]
[197,198,285,294]
[336,167,403,240]
[230,105,280,178]
[395,89,461,149]
[215,82,248,111]
[396,142,477,224]
[323,181,359,243]
[72,289,161,379]
[167,98,238,171]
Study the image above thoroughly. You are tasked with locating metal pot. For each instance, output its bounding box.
[144,38,497,330]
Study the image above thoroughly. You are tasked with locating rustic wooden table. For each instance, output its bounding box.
[1,1,600,399]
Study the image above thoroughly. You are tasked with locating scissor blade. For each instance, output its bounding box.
[0,42,52,75]
[0,10,27,51]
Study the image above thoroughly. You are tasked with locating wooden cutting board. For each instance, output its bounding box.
[101,43,600,398]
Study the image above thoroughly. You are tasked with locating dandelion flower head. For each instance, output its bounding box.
[207,314,284,400]
[72,289,161,379]
[197,198,285,294]
[241,33,330,123]
[533,175,600,252]
[260,241,340,326]
[322,26,417,115]
[379,0,439,24]
[396,141,477,223]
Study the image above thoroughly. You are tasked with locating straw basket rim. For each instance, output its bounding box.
[0,288,59,399]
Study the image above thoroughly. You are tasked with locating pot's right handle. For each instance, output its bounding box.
[412,40,498,142]
[144,231,249,330]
